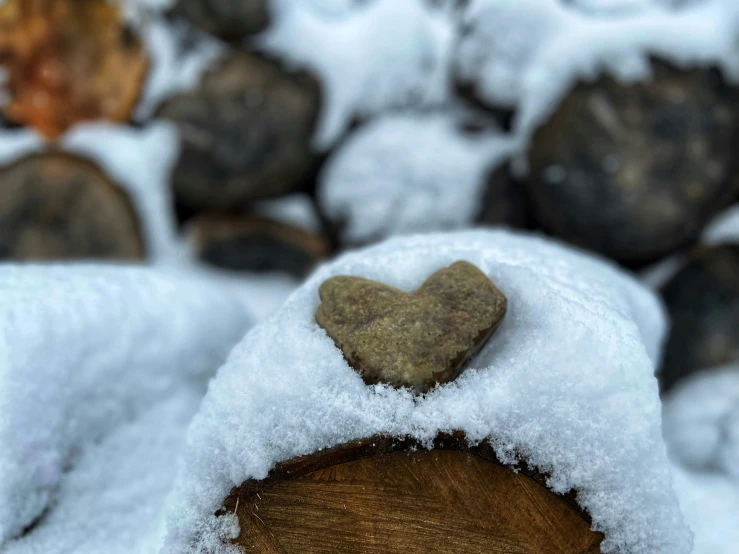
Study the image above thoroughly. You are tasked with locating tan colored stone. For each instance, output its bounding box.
[315,261,507,393]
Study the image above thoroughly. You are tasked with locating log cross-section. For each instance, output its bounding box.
[219,434,603,553]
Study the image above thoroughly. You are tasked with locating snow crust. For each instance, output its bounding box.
[318,113,515,244]
[663,366,739,478]
[261,0,455,147]
[0,264,252,544]
[161,230,688,554]
[251,193,323,234]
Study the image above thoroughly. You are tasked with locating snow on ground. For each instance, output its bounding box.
[161,230,689,554]
[671,465,739,554]
[663,366,739,479]
[260,0,456,147]
[4,389,200,554]
[318,112,516,244]
[0,264,252,544]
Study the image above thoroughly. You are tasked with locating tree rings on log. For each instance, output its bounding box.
[171,0,270,41]
[0,0,149,139]
[659,244,739,393]
[0,152,145,260]
[157,52,322,212]
[526,59,739,266]
[218,434,603,553]
[190,215,330,277]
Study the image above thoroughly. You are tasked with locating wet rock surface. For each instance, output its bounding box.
[157,51,322,212]
[659,244,739,393]
[0,152,145,260]
[526,59,739,266]
[315,261,507,393]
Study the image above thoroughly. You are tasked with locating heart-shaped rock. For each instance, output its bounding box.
[315,261,507,393]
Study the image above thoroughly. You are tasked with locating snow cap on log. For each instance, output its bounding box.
[161,230,690,554]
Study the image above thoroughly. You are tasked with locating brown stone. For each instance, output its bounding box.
[0,0,149,139]
[219,433,603,553]
[171,0,270,41]
[0,152,145,260]
[659,243,739,393]
[157,51,321,212]
[526,59,739,266]
[190,215,331,277]
[315,261,507,393]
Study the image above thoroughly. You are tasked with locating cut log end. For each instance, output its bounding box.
[0,152,145,261]
[157,51,322,212]
[190,215,331,277]
[219,434,603,553]
[0,0,149,139]
[527,58,739,266]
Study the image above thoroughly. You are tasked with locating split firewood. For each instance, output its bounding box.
[660,244,739,393]
[0,0,149,139]
[157,51,321,212]
[190,215,331,277]
[0,152,145,260]
[171,0,271,41]
[526,59,739,266]
[219,433,603,554]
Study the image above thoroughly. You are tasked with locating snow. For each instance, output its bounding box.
[671,466,739,554]
[250,193,323,234]
[5,389,201,554]
[702,204,739,246]
[318,113,516,244]
[260,0,455,147]
[0,264,252,544]
[453,0,739,142]
[663,366,739,479]
[161,230,688,554]
[62,122,183,263]
[136,17,225,120]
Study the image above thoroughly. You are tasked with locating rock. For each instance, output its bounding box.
[0,0,149,139]
[171,0,270,41]
[526,59,739,266]
[315,261,507,393]
[190,215,331,277]
[157,51,321,212]
[659,244,739,393]
[0,152,145,260]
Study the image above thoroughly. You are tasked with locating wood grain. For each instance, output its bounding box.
[220,434,603,553]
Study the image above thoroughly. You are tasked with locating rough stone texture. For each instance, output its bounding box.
[171,0,270,41]
[157,51,321,212]
[0,152,145,260]
[0,0,149,139]
[659,244,739,393]
[527,59,739,266]
[190,215,331,277]
[315,261,507,393]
